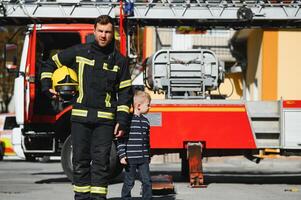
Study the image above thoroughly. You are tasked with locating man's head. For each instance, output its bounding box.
[94,15,115,47]
[133,91,151,115]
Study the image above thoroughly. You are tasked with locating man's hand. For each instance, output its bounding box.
[114,123,124,138]
[120,157,127,165]
[48,88,58,99]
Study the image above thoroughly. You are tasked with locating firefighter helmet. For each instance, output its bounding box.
[52,66,78,101]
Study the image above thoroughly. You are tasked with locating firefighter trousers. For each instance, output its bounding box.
[71,122,114,200]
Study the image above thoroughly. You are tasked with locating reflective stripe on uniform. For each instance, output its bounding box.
[52,54,63,68]
[97,111,114,120]
[117,105,130,113]
[40,72,53,80]
[103,63,120,72]
[76,56,95,66]
[77,60,84,103]
[71,109,88,117]
[76,56,95,103]
[90,186,108,194]
[119,79,132,89]
[105,93,111,107]
[73,185,91,193]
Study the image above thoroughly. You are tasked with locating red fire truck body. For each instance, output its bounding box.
[149,103,256,149]
[149,100,301,150]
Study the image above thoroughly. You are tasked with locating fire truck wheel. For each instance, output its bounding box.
[25,153,37,162]
[109,141,123,179]
[61,135,73,181]
[61,135,123,182]
[0,142,4,161]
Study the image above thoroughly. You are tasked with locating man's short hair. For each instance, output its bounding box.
[94,15,115,29]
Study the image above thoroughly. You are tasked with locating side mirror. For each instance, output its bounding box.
[4,43,18,72]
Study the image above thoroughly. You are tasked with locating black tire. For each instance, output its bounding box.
[108,141,124,179]
[25,153,37,162]
[61,135,123,182]
[180,151,189,177]
[61,135,73,181]
[0,142,4,161]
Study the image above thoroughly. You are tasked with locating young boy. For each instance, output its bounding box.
[117,91,152,200]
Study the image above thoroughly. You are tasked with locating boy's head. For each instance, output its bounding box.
[133,91,151,115]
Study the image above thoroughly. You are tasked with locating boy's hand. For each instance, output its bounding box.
[114,123,124,138]
[120,157,127,165]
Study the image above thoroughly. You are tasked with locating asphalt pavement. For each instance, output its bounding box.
[0,156,301,200]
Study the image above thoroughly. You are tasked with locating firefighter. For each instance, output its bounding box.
[40,15,133,200]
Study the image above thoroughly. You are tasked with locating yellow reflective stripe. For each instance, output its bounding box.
[73,185,91,193]
[77,61,84,103]
[90,186,108,194]
[76,56,95,103]
[52,54,63,68]
[105,93,111,107]
[119,79,132,89]
[40,72,53,80]
[117,105,130,113]
[103,63,120,72]
[76,56,95,66]
[71,109,88,117]
[97,111,114,120]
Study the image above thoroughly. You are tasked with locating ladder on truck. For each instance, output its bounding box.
[1,0,301,27]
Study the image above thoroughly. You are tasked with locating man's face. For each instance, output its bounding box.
[94,22,114,47]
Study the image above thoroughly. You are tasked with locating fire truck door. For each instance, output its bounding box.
[14,30,31,125]
[25,25,37,122]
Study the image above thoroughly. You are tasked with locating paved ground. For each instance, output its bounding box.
[0,156,301,200]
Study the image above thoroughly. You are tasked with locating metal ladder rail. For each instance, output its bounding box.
[1,0,301,25]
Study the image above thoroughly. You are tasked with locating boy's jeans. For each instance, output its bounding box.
[121,162,152,200]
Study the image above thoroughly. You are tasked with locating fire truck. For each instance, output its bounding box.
[2,0,301,186]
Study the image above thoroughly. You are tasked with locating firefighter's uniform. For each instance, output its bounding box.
[41,41,133,200]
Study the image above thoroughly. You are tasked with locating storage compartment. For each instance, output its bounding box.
[283,110,301,149]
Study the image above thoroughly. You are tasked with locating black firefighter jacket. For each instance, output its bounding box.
[40,41,133,129]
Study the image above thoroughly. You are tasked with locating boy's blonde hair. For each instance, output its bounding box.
[133,91,151,106]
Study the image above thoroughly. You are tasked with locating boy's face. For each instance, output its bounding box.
[137,99,151,115]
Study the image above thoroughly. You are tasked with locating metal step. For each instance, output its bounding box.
[256,139,280,148]
[252,120,280,133]
[2,0,301,27]
[246,101,281,148]
[247,101,280,118]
